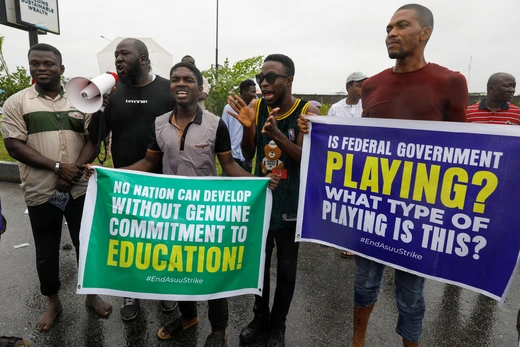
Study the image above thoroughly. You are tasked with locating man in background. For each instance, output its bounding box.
[466,73,519,124]
[221,79,257,173]
[181,55,210,110]
[328,72,368,118]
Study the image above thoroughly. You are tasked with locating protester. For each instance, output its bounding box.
[466,73,519,124]
[221,79,257,173]
[466,72,519,337]
[88,37,177,321]
[354,4,467,346]
[327,72,368,118]
[227,54,320,347]
[328,71,368,259]
[181,55,210,110]
[1,43,112,331]
[101,62,279,347]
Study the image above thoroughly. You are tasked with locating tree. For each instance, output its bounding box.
[0,35,31,107]
[202,56,263,117]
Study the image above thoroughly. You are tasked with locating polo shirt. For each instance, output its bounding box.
[1,84,90,206]
[148,107,231,176]
[466,99,520,125]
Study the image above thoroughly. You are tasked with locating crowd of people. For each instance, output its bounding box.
[1,2,519,347]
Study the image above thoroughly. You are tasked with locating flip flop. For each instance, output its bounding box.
[0,336,29,347]
[157,316,199,340]
[340,251,354,259]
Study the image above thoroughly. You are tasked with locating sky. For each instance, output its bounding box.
[1,0,519,95]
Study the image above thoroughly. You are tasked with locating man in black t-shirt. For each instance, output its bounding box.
[89,37,176,321]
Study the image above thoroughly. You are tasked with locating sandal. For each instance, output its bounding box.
[340,251,355,259]
[157,316,199,340]
[0,336,29,347]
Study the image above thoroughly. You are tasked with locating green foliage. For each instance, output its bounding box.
[0,36,31,107]
[202,56,263,117]
[320,103,331,116]
[0,66,31,106]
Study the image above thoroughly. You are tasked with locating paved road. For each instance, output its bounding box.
[1,181,519,346]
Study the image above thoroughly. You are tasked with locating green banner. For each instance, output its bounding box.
[77,167,272,300]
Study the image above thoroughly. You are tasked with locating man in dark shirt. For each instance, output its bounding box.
[89,37,176,321]
[227,54,320,347]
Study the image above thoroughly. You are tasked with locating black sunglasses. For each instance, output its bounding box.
[255,72,289,85]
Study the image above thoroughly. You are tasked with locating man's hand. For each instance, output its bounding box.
[55,177,72,192]
[227,95,256,128]
[103,85,116,107]
[261,107,282,140]
[84,164,98,180]
[266,173,281,191]
[297,114,310,134]
[59,163,85,182]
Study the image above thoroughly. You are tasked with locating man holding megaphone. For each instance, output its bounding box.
[1,43,113,331]
[87,37,177,321]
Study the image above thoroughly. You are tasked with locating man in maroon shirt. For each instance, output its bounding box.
[354,4,468,347]
[361,7,467,122]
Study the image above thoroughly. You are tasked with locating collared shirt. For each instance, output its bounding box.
[221,104,246,162]
[466,99,520,125]
[328,98,363,118]
[1,84,90,206]
[148,107,231,177]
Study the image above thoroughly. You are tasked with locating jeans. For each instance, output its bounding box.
[179,299,228,331]
[27,194,85,296]
[354,256,425,342]
[253,228,299,331]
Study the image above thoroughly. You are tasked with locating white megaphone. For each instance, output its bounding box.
[66,72,118,113]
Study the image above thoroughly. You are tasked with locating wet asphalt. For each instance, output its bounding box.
[1,180,519,347]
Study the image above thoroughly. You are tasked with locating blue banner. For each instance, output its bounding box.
[297,116,520,301]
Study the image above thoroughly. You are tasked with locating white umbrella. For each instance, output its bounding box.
[96,37,173,79]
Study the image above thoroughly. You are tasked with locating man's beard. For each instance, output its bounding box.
[388,49,406,59]
[37,79,60,90]
[118,61,141,85]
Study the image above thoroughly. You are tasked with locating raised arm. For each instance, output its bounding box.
[227,95,257,161]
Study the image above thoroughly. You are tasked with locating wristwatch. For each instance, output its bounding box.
[54,162,62,175]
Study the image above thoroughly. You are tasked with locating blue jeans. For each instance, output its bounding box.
[354,256,425,342]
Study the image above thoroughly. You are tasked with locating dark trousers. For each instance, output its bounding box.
[253,228,299,331]
[27,194,85,296]
[179,299,228,331]
[222,158,253,176]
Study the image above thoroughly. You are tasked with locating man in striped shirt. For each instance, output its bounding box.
[466,73,520,125]
[1,43,112,331]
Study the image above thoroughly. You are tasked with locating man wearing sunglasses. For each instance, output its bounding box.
[227,54,320,347]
